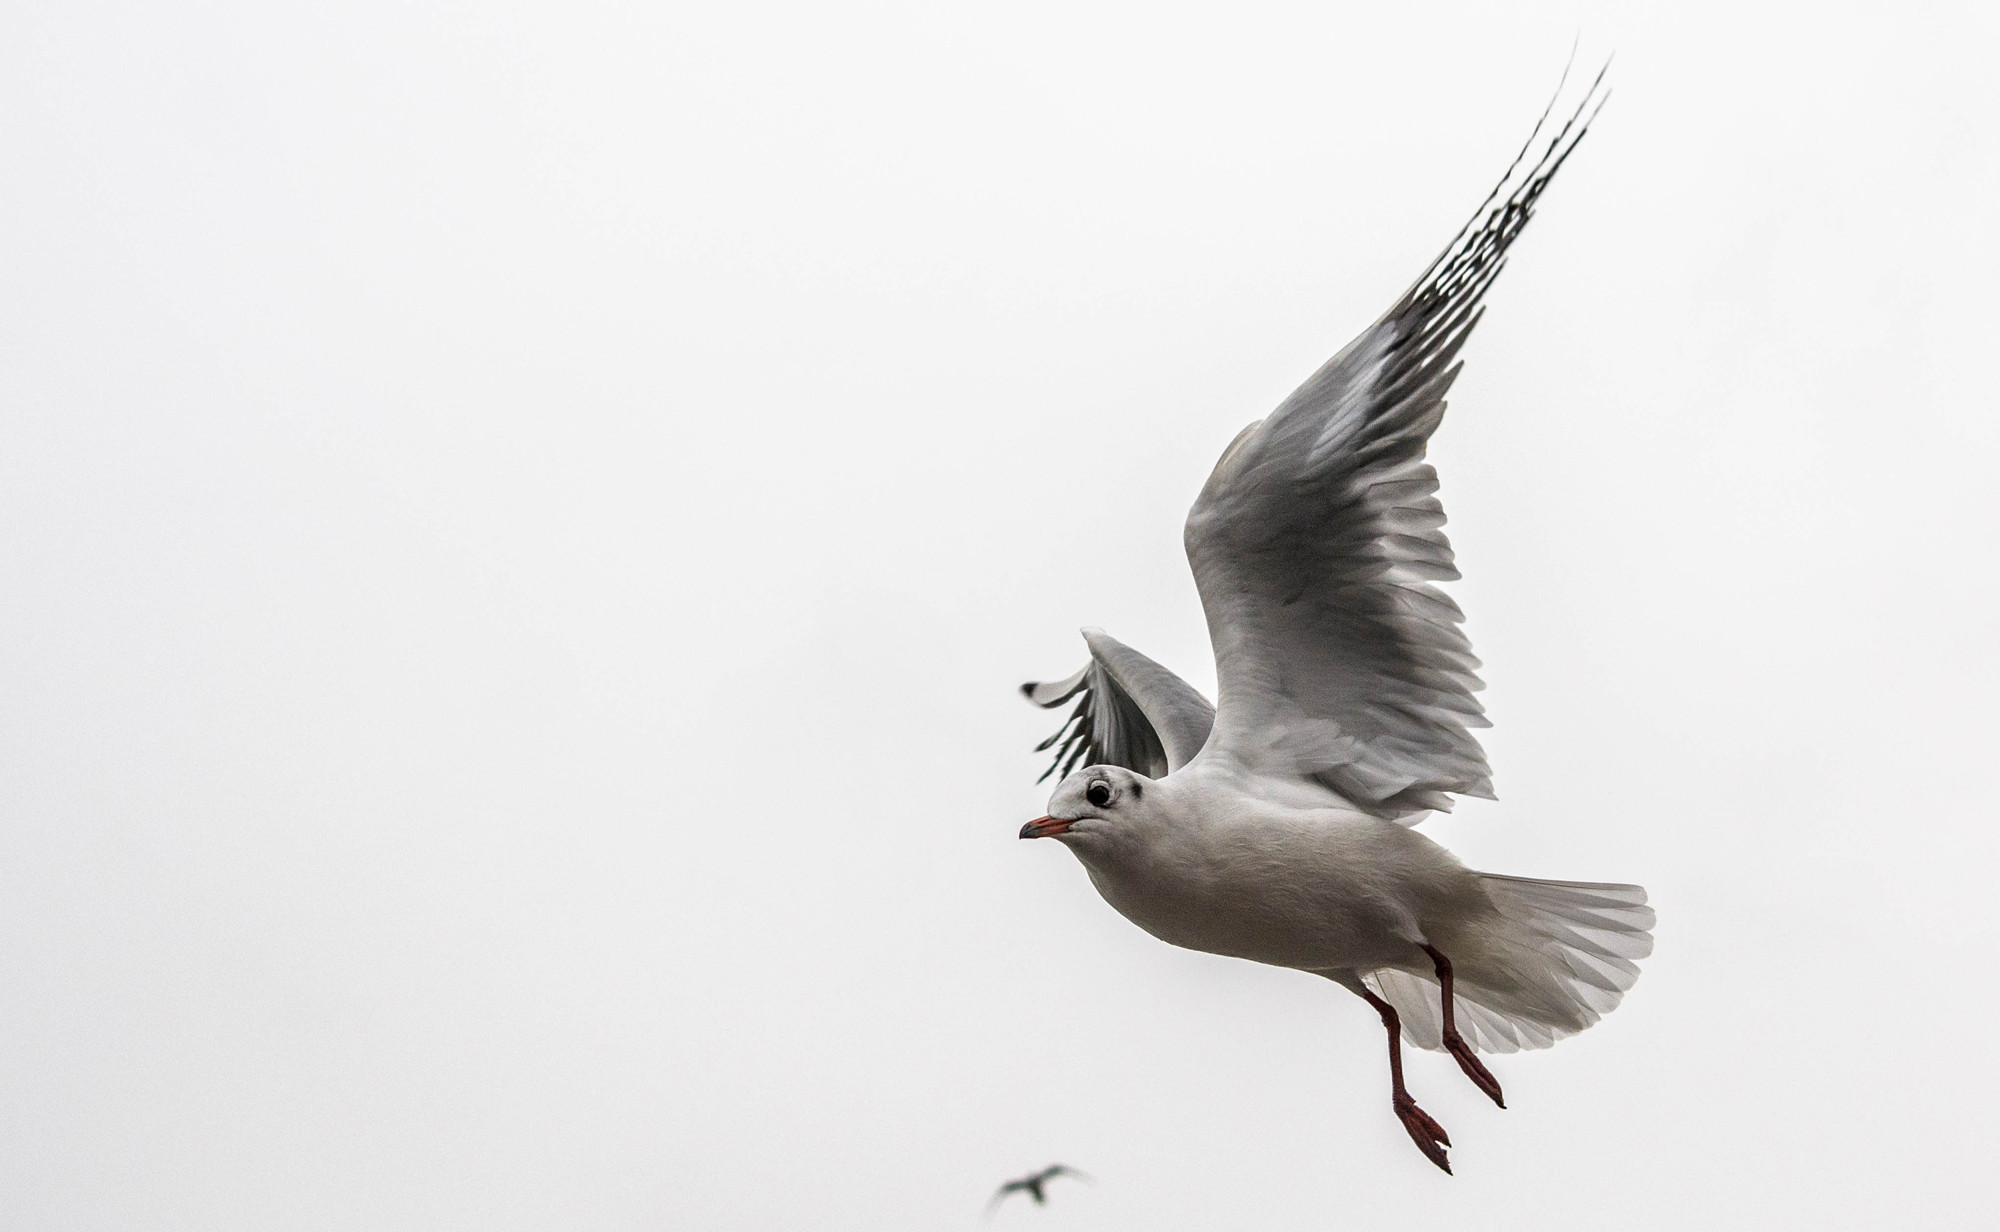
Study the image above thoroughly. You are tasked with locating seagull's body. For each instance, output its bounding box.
[1016,75,1652,1174]
[1068,768,1480,975]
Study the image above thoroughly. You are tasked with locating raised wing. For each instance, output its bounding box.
[1022,628,1214,782]
[1184,76,1605,818]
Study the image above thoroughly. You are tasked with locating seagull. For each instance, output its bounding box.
[987,1164,1091,1214]
[1016,72,1652,1176]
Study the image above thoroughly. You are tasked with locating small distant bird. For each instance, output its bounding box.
[987,1165,1090,1213]
[1015,68,1652,1176]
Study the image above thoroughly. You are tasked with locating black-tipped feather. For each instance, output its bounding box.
[1183,71,1607,817]
[1023,657,1170,782]
[1022,630,1216,783]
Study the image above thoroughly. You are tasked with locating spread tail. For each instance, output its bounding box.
[1365,875,1654,1054]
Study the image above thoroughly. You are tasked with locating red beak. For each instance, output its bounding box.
[1019,815,1074,839]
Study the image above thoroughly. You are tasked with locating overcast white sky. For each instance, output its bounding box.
[3,1,1997,1228]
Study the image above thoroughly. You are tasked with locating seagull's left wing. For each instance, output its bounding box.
[1185,79,1603,819]
[986,1180,1030,1215]
[1023,629,1214,782]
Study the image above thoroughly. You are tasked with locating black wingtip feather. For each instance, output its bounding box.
[1402,62,1608,324]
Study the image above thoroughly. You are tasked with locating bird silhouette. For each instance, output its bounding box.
[987,1165,1090,1214]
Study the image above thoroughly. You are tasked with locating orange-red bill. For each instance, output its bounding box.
[1018,815,1074,839]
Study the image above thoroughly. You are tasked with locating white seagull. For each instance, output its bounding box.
[1017,75,1652,1175]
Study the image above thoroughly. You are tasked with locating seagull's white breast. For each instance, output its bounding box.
[1070,771,1486,974]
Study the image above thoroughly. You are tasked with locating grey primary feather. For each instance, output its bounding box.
[1022,628,1215,782]
[1183,73,1607,819]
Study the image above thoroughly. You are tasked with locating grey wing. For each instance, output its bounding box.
[1183,76,1605,819]
[1022,628,1214,782]
[987,1179,1039,1215]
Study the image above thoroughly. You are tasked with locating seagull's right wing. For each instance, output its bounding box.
[1184,75,1604,818]
[1022,628,1214,782]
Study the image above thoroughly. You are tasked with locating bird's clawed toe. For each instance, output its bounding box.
[1445,1036,1505,1108]
[1393,1094,1452,1174]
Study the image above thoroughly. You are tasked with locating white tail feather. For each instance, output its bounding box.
[1363,875,1655,1054]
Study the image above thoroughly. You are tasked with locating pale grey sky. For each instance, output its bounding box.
[2,2,1995,1229]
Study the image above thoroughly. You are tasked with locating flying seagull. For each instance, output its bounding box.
[1016,71,1652,1175]
[987,1164,1091,1214]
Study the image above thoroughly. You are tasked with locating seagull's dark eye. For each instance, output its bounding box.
[1086,780,1114,808]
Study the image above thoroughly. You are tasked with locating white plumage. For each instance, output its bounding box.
[1017,72,1652,1174]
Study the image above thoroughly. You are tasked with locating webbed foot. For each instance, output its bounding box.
[1393,1093,1452,1174]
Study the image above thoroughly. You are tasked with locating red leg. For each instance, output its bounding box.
[1355,983,1452,1174]
[1422,944,1505,1109]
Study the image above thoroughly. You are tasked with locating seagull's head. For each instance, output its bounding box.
[1020,765,1154,851]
